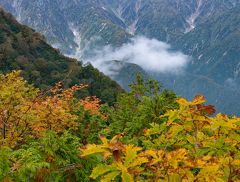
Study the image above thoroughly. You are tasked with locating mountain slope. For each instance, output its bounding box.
[0,8,123,104]
[0,0,130,54]
[152,72,240,115]
[174,4,240,86]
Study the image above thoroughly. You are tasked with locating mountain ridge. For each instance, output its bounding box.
[0,7,123,104]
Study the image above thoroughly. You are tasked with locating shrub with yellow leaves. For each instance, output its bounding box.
[81,96,240,182]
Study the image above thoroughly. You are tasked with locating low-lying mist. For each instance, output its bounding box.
[79,36,190,76]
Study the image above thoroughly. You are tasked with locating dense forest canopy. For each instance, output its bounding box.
[0,8,123,105]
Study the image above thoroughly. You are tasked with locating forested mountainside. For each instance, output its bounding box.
[0,2,240,181]
[0,8,123,104]
[0,0,239,115]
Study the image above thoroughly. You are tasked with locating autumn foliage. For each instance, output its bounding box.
[0,71,87,147]
[81,96,240,181]
[0,71,106,181]
[0,71,240,181]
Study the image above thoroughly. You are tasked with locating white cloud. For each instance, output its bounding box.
[82,36,190,76]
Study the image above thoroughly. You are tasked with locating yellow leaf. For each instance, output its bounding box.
[176,98,189,106]
[124,144,142,167]
[101,171,121,182]
[169,174,181,182]
[121,171,134,182]
[128,157,149,168]
[90,164,117,179]
[81,144,110,157]
[193,95,205,105]
[232,160,240,166]
[100,135,109,145]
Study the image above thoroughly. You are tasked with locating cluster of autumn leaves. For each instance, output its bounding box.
[81,96,240,181]
[0,71,240,181]
[0,71,102,148]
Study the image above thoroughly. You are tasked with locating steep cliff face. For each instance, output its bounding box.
[1,0,239,53]
[174,4,240,84]
[0,0,130,54]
